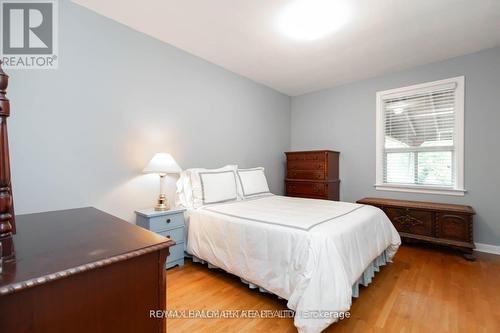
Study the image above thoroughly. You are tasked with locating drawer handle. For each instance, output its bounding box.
[166,218,171,223]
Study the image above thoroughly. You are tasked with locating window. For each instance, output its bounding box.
[375,77,465,196]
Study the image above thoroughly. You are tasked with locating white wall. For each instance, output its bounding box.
[7,1,290,223]
[291,47,500,246]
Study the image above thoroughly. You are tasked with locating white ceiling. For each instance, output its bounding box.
[73,0,500,96]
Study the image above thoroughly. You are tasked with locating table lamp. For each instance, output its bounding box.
[143,153,182,211]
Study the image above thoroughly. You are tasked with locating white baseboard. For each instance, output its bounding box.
[475,243,500,255]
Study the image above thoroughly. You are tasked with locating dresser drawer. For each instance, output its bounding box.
[286,152,326,162]
[436,213,472,242]
[286,193,328,200]
[148,214,184,232]
[166,243,185,264]
[286,181,326,196]
[287,170,325,180]
[287,161,325,171]
[384,208,433,237]
[158,226,184,244]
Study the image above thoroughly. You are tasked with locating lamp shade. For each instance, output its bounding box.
[143,153,182,174]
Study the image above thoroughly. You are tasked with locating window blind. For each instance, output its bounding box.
[382,86,456,187]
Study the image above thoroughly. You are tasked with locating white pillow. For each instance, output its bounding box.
[199,170,238,205]
[175,171,193,208]
[189,165,238,208]
[236,167,271,198]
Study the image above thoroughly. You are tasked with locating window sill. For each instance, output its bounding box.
[374,184,466,196]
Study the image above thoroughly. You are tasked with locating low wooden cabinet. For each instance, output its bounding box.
[285,150,340,200]
[357,197,475,260]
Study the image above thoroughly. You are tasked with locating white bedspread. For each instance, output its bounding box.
[203,195,363,230]
[186,195,401,333]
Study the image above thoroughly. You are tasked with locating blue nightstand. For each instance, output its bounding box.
[135,208,186,269]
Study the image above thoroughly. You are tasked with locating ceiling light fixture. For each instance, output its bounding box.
[277,0,351,41]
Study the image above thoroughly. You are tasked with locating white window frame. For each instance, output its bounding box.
[375,76,466,196]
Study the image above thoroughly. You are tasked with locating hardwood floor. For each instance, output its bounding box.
[166,245,500,332]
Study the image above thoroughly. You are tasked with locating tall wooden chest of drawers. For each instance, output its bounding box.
[285,150,340,201]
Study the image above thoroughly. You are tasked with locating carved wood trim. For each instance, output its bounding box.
[394,214,425,228]
[0,241,175,296]
[0,60,15,259]
[438,214,467,223]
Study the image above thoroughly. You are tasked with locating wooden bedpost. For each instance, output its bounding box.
[0,60,15,259]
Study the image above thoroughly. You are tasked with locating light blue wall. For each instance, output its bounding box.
[6,1,499,247]
[291,47,500,246]
[8,1,290,222]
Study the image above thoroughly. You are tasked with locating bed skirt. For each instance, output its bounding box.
[190,248,390,299]
[351,249,389,298]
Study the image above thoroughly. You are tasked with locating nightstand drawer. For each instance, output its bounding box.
[158,226,184,244]
[149,213,184,232]
[167,243,184,264]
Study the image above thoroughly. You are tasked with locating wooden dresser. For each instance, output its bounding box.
[285,150,340,201]
[0,207,174,333]
[357,197,475,260]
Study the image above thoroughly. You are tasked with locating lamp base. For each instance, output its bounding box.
[154,194,170,211]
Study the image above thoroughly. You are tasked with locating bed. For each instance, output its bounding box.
[177,165,401,333]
